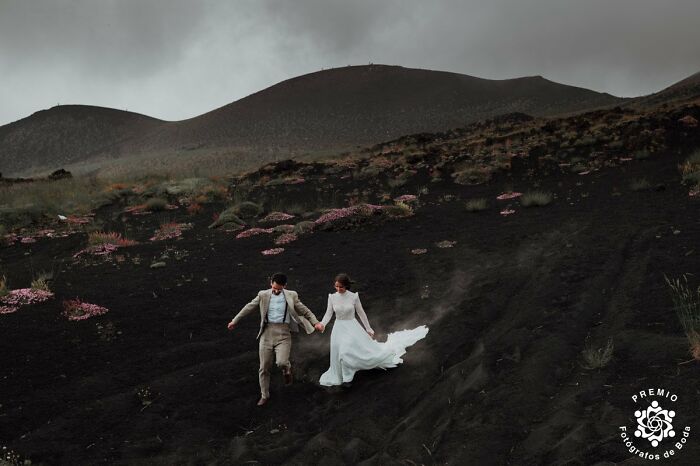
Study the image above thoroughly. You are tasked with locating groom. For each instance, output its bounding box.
[227,273,324,406]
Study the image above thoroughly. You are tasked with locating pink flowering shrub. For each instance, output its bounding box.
[394,194,417,203]
[261,212,295,222]
[74,231,137,258]
[500,208,516,216]
[236,227,274,239]
[275,233,298,245]
[0,288,55,315]
[20,237,36,244]
[123,204,157,215]
[88,231,138,247]
[314,204,384,224]
[0,305,18,314]
[35,229,56,237]
[370,156,394,168]
[261,248,285,256]
[1,288,55,306]
[496,192,523,200]
[62,298,109,321]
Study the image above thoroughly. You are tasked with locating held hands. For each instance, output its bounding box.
[314,322,325,333]
[367,329,375,339]
[227,321,236,331]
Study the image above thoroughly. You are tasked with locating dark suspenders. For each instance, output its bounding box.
[266,292,289,323]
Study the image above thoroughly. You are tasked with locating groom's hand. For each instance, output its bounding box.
[314,323,325,332]
[227,321,236,331]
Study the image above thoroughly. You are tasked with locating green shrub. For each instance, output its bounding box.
[233,201,263,219]
[569,163,588,174]
[520,191,553,207]
[284,203,307,216]
[145,197,168,211]
[383,203,413,218]
[387,173,410,188]
[208,207,245,229]
[31,276,50,292]
[452,166,493,185]
[682,171,700,186]
[465,198,488,212]
[293,221,315,235]
[633,149,651,160]
[629,178,652,191]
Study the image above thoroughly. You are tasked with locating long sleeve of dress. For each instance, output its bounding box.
[354,293,373,332]
[321,294,334,327]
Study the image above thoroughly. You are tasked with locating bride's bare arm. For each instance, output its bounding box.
[320,294,334,327]
[354,293,374,335]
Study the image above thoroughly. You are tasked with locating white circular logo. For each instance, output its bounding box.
[634,400,675,447]
[619,387,692,461]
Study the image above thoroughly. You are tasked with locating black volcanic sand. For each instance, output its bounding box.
[1,152,699,465]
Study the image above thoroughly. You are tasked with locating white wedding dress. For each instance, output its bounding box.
[319,290,429,386]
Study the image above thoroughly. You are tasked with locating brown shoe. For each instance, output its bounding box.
[257,397,268,406]
[283,367,293,385]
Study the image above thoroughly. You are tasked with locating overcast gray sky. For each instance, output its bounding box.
[1,0,699,126]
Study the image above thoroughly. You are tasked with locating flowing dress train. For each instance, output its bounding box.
[319,290,429,386]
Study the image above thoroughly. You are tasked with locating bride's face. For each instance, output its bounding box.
[334,281,346,293]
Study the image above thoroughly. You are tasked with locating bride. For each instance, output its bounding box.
[318,273,429,386]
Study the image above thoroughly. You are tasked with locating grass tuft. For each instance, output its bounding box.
[581,337,614,369]
[465,198,488,212]
[520,191,553,207]
[665,274,700,359]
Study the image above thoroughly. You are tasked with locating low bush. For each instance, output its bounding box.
[520,191,553,207]
[145,197,168,211]
[233,201,263,219]
[629,178,652,191]
[465,198,488,212]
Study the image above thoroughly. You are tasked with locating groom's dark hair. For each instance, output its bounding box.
[270,272,288,286]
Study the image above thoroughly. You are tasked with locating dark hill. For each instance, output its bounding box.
[0,65,624,176]
[0,105,164,176]
[633,69,700,107]
[160,65,623,151]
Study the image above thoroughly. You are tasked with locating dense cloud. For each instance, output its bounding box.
[1,0,698,125]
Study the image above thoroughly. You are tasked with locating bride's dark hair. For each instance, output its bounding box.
[334,273,354,289]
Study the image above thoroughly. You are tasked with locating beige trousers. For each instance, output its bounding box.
[258,323,292,399]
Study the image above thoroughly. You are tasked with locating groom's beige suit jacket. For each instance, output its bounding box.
[232,289,319,340]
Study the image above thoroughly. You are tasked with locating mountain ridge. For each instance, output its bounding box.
[4,64,692,177]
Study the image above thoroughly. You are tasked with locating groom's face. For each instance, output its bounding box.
[271,281,286,295]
